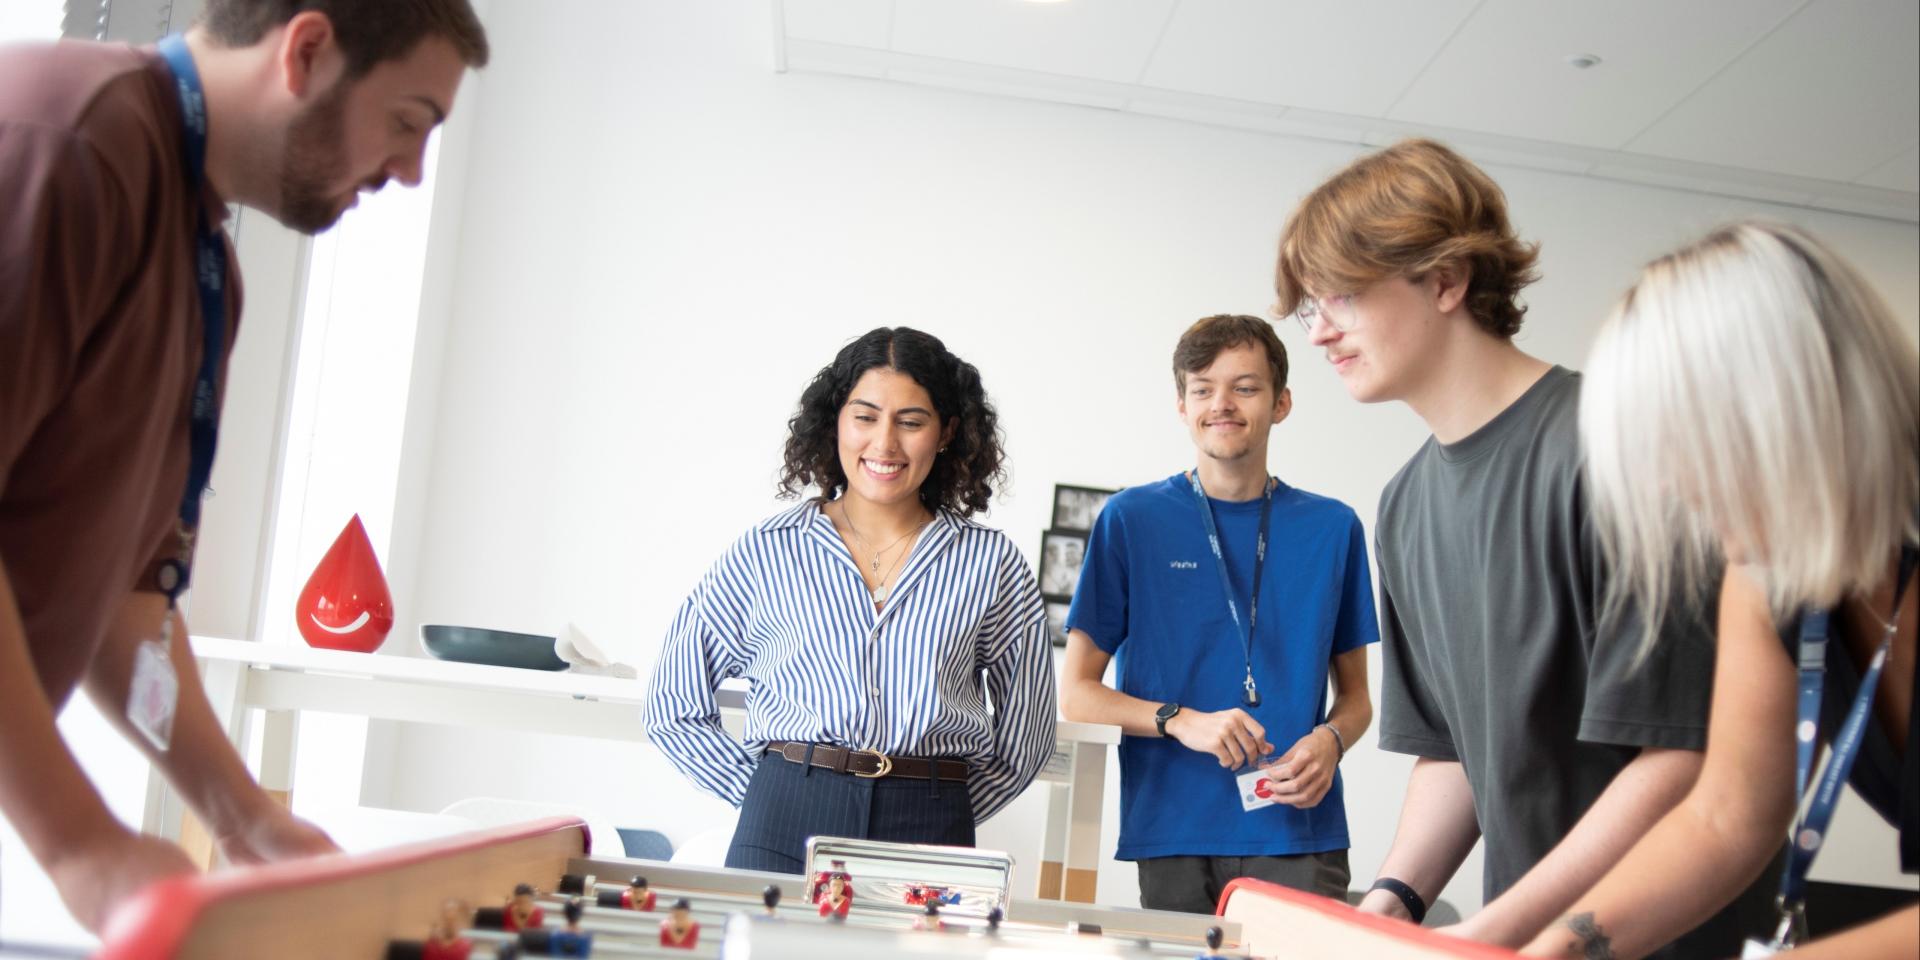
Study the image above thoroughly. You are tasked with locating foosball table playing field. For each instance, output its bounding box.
[90,818,1515,959]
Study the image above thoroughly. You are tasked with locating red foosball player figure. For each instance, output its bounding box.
[659,898,699,949]
[816,872,852,920]
[807,859,853,904]
[622,875,655,912]
[503,883,545,932]
[421,898,473,960]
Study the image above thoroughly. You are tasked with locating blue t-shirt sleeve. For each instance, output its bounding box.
[1064,500,1128,655]
[1332,512,1381,654]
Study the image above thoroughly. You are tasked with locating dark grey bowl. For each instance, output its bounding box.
[420,625,567,671]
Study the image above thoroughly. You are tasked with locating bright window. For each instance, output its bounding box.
[0,0,62,44]
[259,134,445,813]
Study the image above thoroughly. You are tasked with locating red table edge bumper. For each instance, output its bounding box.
[1217,876,1520,960]
[94,815,590,960]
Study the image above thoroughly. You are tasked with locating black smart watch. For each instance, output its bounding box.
[1154,702,1181,738]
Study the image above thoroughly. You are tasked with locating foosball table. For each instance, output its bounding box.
[91,818,1514,959]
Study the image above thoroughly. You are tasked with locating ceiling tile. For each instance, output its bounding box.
[775,0,1918,220]
[1140,0,1480,117]
[888,0,1177,85]
[887,67,1131,110]
[1812,182,1919,220]
[1626,0,1920,181]
[1855,143,1919,193]
[783,38,891,78]
[1388,0,1805,149]
[782,0,894,49]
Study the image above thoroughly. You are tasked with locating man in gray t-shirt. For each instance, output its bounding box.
[1375,365,1712,896]
[1272,139,1774,956]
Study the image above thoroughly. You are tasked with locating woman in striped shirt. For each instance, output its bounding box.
[644,327,1058,873]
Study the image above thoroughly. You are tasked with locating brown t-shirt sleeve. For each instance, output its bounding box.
[0,119,133,493]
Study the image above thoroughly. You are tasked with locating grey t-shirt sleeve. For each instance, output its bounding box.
[1576,498,1715,751]
[1375,539,1461,761]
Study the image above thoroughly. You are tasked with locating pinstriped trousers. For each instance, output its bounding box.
[724,750,976,874]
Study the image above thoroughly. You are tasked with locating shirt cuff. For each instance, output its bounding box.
[1376,731,1460,761]
[1576,716,1707,751]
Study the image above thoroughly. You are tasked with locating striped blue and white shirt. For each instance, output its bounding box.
[643,501,1058,823]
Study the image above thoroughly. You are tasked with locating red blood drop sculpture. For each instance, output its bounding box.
[296,514,395,652]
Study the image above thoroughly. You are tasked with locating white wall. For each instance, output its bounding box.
[365,0,1920,915]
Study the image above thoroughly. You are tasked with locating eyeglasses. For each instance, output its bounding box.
[1291,294,1359,334]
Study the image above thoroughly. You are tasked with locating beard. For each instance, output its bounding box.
[1194,427,1254,463]
[276,80,359,235]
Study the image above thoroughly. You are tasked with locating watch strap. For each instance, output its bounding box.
[1368,877,1426,925]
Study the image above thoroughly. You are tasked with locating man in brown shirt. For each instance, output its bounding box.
[0,0,487,933]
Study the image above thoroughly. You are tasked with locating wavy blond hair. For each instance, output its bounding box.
[1582,221,1919,654]
[1275,138,1540,338]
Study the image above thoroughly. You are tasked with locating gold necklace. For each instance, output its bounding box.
[839,502,929,604]
[869,533,919,605]
[840,503,926,572]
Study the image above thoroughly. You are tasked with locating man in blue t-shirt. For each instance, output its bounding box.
[1061,314,1379,914]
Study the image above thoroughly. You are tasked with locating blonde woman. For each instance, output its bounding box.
[1523,221,1918,959]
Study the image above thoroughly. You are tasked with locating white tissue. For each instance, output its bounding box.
[552,623,638,679]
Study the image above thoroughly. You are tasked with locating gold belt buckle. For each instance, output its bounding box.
[852,749,893,779]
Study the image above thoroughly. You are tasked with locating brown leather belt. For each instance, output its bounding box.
[767,741,969,782]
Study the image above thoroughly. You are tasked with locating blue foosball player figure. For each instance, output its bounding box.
[549,897,592,958]
[1195,925,1225,959]
[983,907,1003,937]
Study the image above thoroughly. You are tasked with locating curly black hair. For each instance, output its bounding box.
[778,328,1007,517]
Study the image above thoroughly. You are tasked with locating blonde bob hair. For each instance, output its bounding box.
[1582,221,1919,654]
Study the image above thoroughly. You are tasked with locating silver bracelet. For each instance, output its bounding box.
[1317,722,1346,760]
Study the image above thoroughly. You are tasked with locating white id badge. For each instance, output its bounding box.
[1741,938,1785,958]
[1236,764,1281,812]
[127,636,179,752]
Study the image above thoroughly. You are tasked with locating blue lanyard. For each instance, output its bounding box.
[1775,547,1917,933]
[153,35,228,607]
[1185,471,1274,708]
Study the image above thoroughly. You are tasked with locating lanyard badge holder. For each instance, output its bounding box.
[130,35,230,754]
[1745,548,1917,957]
[1185,472,1274,709]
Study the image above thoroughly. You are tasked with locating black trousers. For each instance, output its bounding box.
[724,750,976,874]
[1136,850,1352,914]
